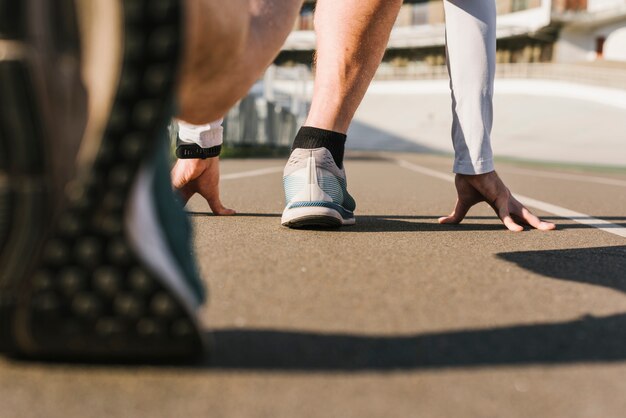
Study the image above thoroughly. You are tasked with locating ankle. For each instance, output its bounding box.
[303,114,350,134]
[292,126,347,168]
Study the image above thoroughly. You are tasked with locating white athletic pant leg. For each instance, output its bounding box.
[176,118,224,148]
[443,0,496,175]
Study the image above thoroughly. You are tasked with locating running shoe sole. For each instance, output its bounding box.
[281,206,356,229]
[0,0,206,362]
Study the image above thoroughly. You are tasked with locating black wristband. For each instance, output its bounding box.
[176,144,222,159]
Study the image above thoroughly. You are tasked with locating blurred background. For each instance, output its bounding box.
[222,0,626,168]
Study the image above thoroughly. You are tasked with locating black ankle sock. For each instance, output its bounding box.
[292,126,347,168]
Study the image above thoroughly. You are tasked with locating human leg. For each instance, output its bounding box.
[305,0,403,134]
[0,0,303,361]
[282,0,403,228]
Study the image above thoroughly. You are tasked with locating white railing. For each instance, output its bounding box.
[374,62,626,89]
[223,66,311,148]
[586,0,626,12]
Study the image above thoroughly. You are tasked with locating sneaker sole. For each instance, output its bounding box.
[0,0,206,362]
[281,206,356,229]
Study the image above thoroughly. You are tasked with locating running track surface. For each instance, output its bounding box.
[2,152,626,418]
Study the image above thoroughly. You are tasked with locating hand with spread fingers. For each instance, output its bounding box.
[438,171,556,232]
[171,157,236,216]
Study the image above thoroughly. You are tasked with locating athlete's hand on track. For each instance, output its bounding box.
[438,171,556,232]
[171,157,236,216]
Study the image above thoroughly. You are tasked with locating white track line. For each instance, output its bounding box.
[396,159,626,239]
[501,167,626,188]
[221,166,283,181]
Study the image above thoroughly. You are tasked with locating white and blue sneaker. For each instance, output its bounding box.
[281,148,356,228]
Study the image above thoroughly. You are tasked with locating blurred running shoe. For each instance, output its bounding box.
[0,0,207,362]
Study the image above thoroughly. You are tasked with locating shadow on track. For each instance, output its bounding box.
[347,217,626,233]
[201,245,626,371]
[207,314,626,371]
[499,245,626,295]
[186,213,626,232]
[13,248,625,371]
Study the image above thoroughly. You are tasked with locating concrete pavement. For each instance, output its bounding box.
[1,152,626,418]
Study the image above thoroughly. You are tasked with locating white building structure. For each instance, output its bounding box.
[282,0,626,63]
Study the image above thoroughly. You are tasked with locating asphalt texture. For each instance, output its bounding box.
[2,152,626,418]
